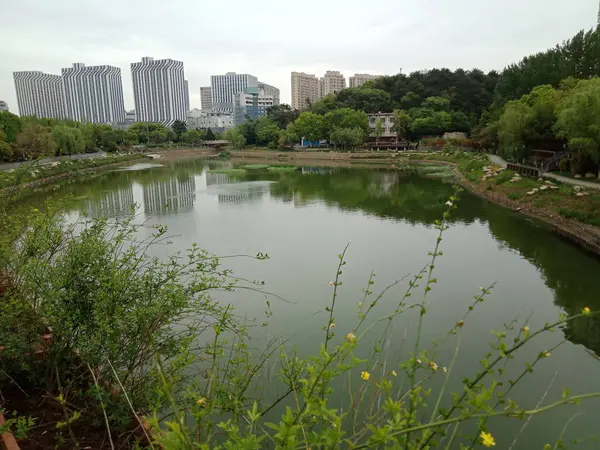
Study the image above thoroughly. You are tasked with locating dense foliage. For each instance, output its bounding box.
[0,112,213,162]
[495,28,600,103]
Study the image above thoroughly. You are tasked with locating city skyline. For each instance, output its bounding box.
[1,0,598,113]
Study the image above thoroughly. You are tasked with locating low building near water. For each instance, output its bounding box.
[368,113,397,138]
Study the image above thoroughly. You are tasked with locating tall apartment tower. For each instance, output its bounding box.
[131,57,187,126]
[319,71,346,98]
[61,63,125,124]
[597,0,600,26]
[200,86,213,111]
[291,72,319,110]
[258,81,280,106]
[184,80,190,115]
[210,72,258,113]
[349,73,380,88]
[13,71,67,119]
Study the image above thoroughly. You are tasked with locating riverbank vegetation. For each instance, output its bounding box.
[0,112,216,162]
[0,153,145,192]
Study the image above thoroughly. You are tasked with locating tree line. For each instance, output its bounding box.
[0,113,218,161]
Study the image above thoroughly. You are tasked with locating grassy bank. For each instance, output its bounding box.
[0,153,145,192]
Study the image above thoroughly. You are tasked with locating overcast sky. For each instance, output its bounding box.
[1,0,598,114]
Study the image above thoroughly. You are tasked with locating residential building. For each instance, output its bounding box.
[0,101,9,112]
[211,72,258,113]
[200,86,213,111]
[349,73,380,88]
[233,87,276,125]
[319,71,346,98]
[61,63,125,124]
[187,108,233,131]
[291,72,319,110]
[130,57,187,126]
[13,71,67,119]
[258,81,280,106]
[184,80,190,115]
[368,113,397,138]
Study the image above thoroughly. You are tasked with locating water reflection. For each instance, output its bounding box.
[85,186,134,217]
[142,175,196,215]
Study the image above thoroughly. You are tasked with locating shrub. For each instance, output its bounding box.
[495,169,516,185]
[2,208,244,432]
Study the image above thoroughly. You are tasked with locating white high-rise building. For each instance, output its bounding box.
[258,81,280,106]
[349,73,380,88]
[131,57,187,126]
[200,86,213,111]
[13,71,67,119]
[61,63,125,124]
[319,71,346,98]
[210,72,258,113]
[184,80,190,115]
[291,72,319,110]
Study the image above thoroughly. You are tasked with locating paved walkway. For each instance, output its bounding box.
[0,151,106,172]
[487,154,600,191]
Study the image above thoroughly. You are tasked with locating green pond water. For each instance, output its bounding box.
[25,158,600,449]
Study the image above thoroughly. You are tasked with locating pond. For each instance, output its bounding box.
[26,158,600,449]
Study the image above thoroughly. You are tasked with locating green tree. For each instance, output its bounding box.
[374,118,384,144]
[0,111,22,143]
[278,123,299,148]
[400,92,422,109]
[329,127,365,150]
[310,95,338,115]
[205,128,217,140]
[498,100,531,161]
[51,125,85,155]
[183,129,206,146]
[335,88,394,113]
[423,96,451,112]
[555,78,600,175]
[0,130,13,159]
[172,120,187,141]
[267,104,300,128]
[324,108,369,137]
[392,110,412,142]
[223,128,246,149]
[15,122,57,157]
[255,118,281,146]
[294,112,327,142]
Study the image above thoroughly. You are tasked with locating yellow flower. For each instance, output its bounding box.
[544,351,551,358]
[345,332,356,343]
[329,323,335,329]
[522,326,529,333]
[391,370,397,377]
[361,371,370,381]
[196,397,207,407]
[429,361,438,371]
[480,431,496,447]
[583,307,591,315]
